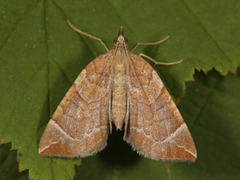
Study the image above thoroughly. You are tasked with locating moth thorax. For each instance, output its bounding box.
[112,63,127,130]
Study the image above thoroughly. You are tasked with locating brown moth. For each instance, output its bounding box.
[39,21,197,162]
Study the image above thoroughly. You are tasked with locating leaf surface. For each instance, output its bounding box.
[0,0,239,179]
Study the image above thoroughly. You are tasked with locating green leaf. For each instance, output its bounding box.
[0,143,28,180]
[0,0,239,179]
[178,69,240,180]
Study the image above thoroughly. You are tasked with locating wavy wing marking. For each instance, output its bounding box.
[125,54,197,162]
[39,54,112,158]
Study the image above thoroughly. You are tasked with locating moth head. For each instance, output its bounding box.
[113,26,128,47]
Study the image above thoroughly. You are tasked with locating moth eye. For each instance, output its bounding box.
[124,37,128,43]
[114,37,118,43]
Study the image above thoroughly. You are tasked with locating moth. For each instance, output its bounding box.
[39,21,197,162]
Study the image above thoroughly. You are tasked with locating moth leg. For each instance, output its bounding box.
[131,36,170,51]
[67,20,109,51]
[139,53,183,66]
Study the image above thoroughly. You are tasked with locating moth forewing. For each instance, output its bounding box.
[123,54,196,162]
[39,54,111,158]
